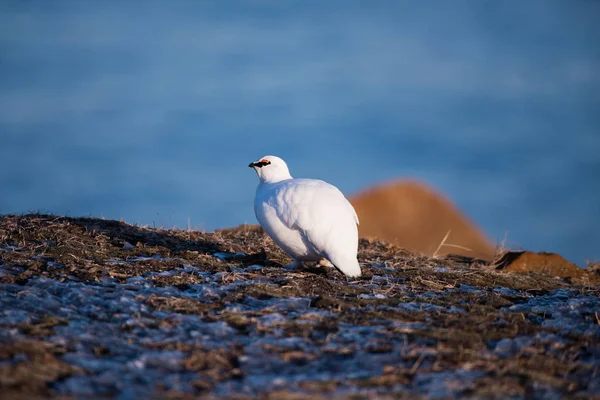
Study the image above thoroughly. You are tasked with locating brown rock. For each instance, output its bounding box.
[349,180,495,260]
[494,251,595,282]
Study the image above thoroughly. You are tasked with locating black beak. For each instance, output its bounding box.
[248,162,255,168]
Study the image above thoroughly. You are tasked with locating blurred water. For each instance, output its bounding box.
[1,1,599,264]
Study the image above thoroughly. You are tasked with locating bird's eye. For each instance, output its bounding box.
[256,160,271,167]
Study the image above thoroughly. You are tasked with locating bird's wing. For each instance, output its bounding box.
[269,179,358,254]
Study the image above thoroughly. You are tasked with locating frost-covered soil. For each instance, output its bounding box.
[0,215,599,399]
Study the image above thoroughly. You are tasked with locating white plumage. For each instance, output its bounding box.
[249,155,361,278]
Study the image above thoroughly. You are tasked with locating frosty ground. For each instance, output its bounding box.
[0,214,599,399]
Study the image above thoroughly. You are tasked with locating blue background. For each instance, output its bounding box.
[1,1,599,265]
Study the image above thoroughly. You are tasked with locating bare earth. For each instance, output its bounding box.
[0,214,598,399]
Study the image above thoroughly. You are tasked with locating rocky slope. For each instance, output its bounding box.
[0,214,598,399]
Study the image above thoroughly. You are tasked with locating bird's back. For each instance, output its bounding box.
[257,178,357,229]
[255,178,360,275]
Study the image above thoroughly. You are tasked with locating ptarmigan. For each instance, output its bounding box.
[249,155,361,278]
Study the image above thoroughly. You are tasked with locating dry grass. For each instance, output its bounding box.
[0,213,599,399]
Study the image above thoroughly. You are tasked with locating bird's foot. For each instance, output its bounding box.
[319,259,334,268]
[284,259,304,270]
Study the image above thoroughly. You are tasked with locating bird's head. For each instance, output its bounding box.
[248,155,293,183]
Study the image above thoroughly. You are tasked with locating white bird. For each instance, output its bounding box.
[249,155,362,278]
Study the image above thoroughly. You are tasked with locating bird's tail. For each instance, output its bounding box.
[327,255,361,278]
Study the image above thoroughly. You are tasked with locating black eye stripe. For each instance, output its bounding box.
[254,160,271,168]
